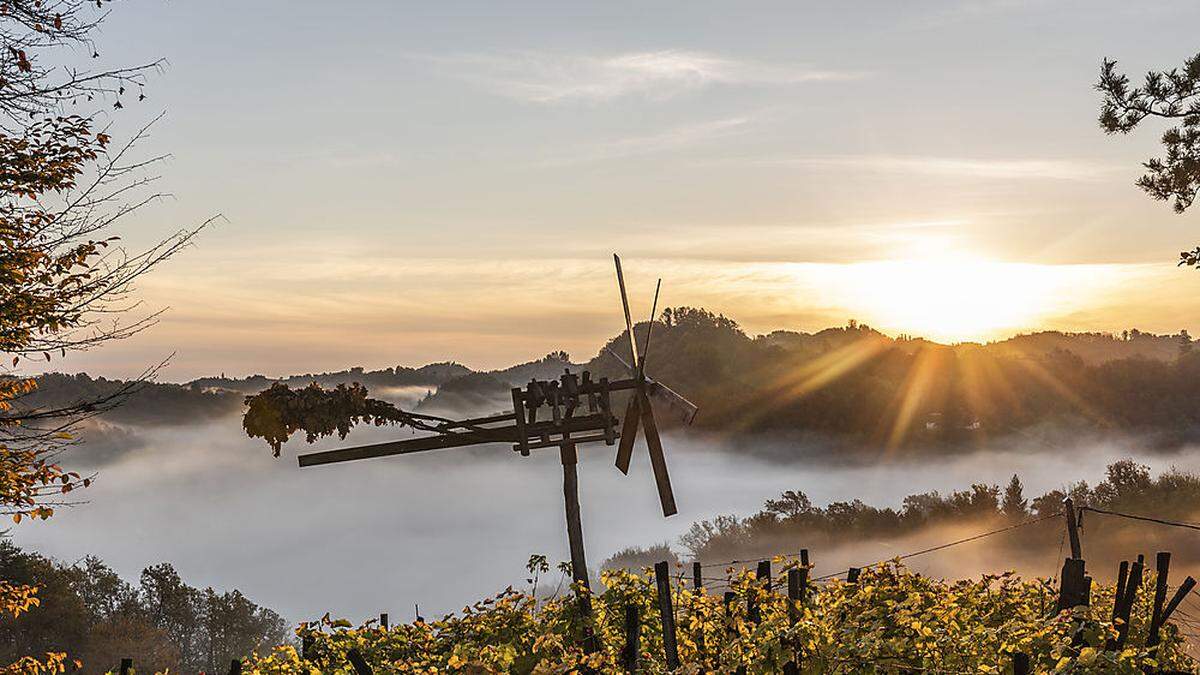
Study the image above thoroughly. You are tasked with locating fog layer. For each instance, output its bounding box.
[11,417,1200,624]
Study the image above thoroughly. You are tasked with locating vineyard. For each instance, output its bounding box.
[234,559,1194,674]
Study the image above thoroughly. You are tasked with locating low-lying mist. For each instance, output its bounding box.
[11,402,1200,626]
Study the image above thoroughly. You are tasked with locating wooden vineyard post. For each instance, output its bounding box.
[1012,652,1031,675]
[723,590,747,674]
[302,632,315,661]
[1113,555,1144,649]
[623,604,641,672]
[748,560,770,624]
[1159,576,1198,646]
[758,560,772,592]
[846,567,861,584]
[119,658,133,675]
[228,659,243,675]
[380,612,389,629]
[1056,557,1088,611]
[1063,498,1082,559]
[1111,560,1129,622]
[560,442,599,653]
[690,561,706,661]
[347,648,374,675]
[784,567,803,674]
[655,561,680,671]
[1148,551,1171,647]
[799,549,810,601]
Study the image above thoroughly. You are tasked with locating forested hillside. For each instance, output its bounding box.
[19,313,1200,455]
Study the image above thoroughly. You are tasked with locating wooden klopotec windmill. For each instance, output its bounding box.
[287,254,698,640]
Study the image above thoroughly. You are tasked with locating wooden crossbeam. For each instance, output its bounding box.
[297,414,617,467]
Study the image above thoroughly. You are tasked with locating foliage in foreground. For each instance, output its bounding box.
[239,562,1195,674]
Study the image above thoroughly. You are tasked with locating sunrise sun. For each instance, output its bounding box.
[828,255,1088,343]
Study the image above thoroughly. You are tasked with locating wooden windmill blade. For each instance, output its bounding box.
[633,278,676,517]
[615,394,639,474]
[639,391,677,516]
[609,256,679,516]
[613,254,640,371]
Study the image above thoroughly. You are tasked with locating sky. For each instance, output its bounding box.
[46,0,1200,380]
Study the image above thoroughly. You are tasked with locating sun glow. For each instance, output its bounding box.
[825,255,1093,343]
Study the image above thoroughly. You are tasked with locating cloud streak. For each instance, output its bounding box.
[765,155,1117,181]
[427,50,864,103]
[540,115,755,165]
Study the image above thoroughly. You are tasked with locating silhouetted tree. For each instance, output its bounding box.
[1001,474,1028,519]
[1097,53,1200,266]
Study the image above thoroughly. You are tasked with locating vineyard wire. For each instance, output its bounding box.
[1080,505,1200,532]
[810,511,1063,582]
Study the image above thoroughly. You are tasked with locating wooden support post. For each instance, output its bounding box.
[560,442,598,653]
[846,567,861,584]
[1112,560,1128,621]
[1148,551,1171,647]
[1160,576,1197,630]
[623,604,641,673]
[119,658,133,675]
[690,563,705,660]
[655,561,680,671]
[347,648,374,675]
[1056,557,1088,611]
[757,560,772,592]
[228,659,243,675]
[1063,498,1081,559]
[380,612,389,630]
[1012,652,1031,675]
[746,560,770,624]
[799,549,810,601]
[302,633,315,661]
[1114,556,1144,649]
[784,568,802,673]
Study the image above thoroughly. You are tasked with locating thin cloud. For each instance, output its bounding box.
[425,50,865,103]
[765,155,1118,181]
[540,115,755,165]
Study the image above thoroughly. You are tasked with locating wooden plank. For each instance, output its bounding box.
[693,562,703,591]
[297,415,612,467]
[640,395,678,517]
[655,561,680,671]
[380,612,388,630]
[615,395,640,474]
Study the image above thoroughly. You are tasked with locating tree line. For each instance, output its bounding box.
[0,541,288,674]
